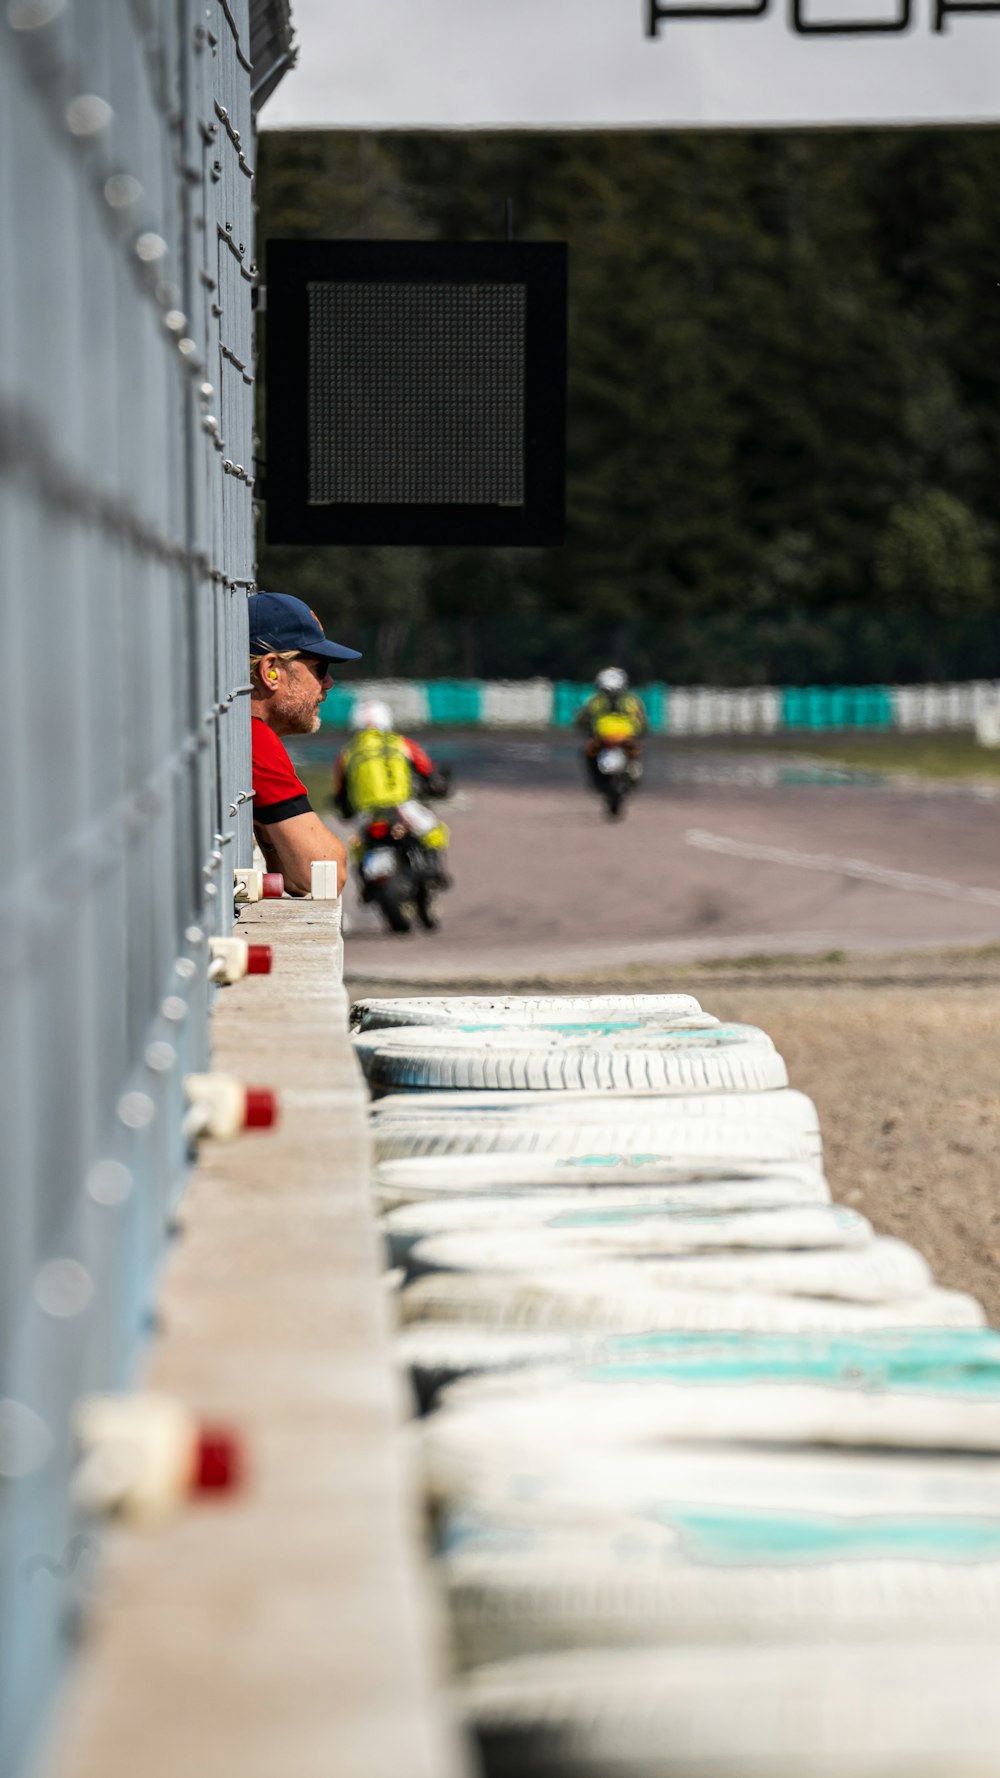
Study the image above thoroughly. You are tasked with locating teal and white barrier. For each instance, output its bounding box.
[320,678,1000,734]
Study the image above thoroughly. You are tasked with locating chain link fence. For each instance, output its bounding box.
[0,4,281,1771]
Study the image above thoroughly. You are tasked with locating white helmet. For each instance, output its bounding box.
[596,667,628,694]
[351,699,392,732]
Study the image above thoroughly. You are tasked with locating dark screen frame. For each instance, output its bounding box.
[264,238,567,546]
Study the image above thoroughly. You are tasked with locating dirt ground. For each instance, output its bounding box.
[347,948,1000,1324]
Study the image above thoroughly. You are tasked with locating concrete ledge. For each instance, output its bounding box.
[48,900,470,1778]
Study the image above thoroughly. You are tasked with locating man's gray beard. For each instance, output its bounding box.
[275,700,320,736]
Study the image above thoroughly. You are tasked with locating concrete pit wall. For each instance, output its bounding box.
[46,899,470,1778]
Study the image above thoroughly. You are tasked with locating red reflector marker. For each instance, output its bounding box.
[261,873,284,899]
[192,1427,244,1495]
[244,1087,278,1130]
[247,944,273,975]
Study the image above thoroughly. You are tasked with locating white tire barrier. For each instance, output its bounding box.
[974,706,1000,749]
[451,1325,1000,1396]
[351,992,703,1032]
[358,982,995,1774]
[331,679,1000,736]
[381,1201,862,1267]
[431,1433,1000,1524]
[354,1023,723,1070]
[339,678,429,728]
[359,954,1000,1778]
[376,1122,824,1165]
[374,1156,830,1212]
[371,1085,817,1124]
[668,685,782,736]
[388,1204,870,1273]
[431,1375,1000,1456]
[371,1086,816,1122]
[895,679,1000,733]
[399,1324,1000,1413]
[372,1088,822,1165]
[480,679,554,728]
[377,1123,822,1166]
[459,1643,1000,1777]
[400,1270,983,1335]
[358,1022,787,1095]
[444,1513,1000,1667]
[407,1235,925,1302]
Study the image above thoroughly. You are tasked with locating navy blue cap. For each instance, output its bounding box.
[248,591,361,664]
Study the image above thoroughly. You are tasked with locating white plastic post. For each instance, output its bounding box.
[233,867,263,903]
[208,937,249,983]
[310,861,342,900]
[182,1073,247,1140]
[73,1393,196,1524]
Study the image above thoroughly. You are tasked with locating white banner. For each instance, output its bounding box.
[262,0,1000,130]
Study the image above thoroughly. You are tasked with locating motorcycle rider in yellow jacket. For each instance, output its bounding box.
[575,667,647,789]
[332,700,450,879]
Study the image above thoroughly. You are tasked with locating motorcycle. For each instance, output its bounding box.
[587,716,643,819]
[353,794,450,934]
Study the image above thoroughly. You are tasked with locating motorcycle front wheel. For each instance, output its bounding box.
[603,781,626,819]
[376,878,412,934]
[416,884,440,931]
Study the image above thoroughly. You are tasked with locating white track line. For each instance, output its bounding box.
[685,828,1000,910]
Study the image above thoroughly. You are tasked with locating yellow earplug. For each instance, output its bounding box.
[268,670,278,682]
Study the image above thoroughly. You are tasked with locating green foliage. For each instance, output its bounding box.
[875,491,991,615]
[256,128,1000,683]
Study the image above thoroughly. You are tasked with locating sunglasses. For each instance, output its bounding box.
[297,655,332,683]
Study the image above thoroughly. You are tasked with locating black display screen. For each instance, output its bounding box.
[265,240,566,546]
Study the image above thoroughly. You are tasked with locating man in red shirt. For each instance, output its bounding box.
[249,591,361,895]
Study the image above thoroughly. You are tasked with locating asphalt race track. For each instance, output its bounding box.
[296,736,1000,981]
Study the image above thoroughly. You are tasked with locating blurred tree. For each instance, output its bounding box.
[256,127,1000,683]
[875,490,992,616]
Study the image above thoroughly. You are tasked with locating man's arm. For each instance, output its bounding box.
[255,811,348,896]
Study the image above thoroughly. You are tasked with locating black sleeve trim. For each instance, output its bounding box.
[253,793,312,825]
